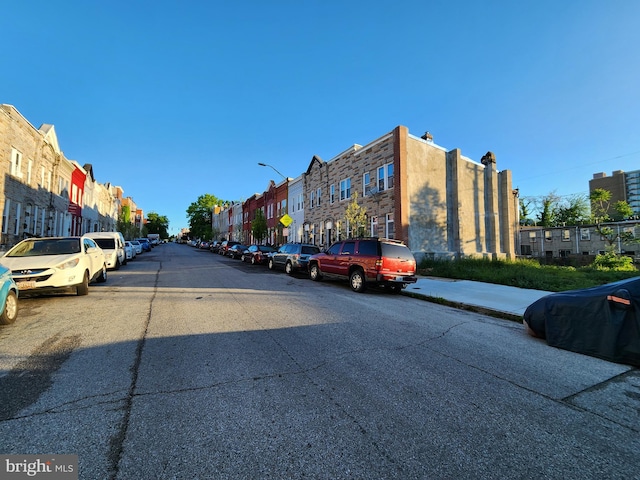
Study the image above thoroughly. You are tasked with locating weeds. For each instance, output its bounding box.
[418,257,639,292]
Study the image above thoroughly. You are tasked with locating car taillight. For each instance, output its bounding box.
[292,254,300,259]
[375,259,383,270]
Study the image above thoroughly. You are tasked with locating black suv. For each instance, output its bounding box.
[268,243,321,274]
[307,238,417,293]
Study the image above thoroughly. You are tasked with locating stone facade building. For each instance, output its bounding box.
[0,104,137,248]
[302,126,518,260]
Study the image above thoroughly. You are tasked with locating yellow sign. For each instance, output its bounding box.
[280,214,293,227]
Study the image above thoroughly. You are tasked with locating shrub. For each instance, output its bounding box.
[590,252,636,271]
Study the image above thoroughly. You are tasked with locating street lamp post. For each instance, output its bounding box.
[258,162,287,182]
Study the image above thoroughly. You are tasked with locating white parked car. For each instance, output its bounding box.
[124,241,136,260]
[1,236,108,296]
[85,232,127,269]
[130,240,143,255]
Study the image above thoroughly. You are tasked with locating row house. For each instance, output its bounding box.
[213,125,518,260]
[0,104,135,249]
[519,221,640,262]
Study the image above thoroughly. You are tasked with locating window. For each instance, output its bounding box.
[10,149,23,178]
[2,199,10,234]
[340,178,351,201]
[528,231,536,240]
[316,188,321,206]
[330,184,335,204]
[281,199,287,214]
[310,191,315,209]
[14,203,21,235]
[561,229,570,241]
[47,172,52,191]
[559,250,571,258]
[341,241,356,255]
[363,172,371,195]
[370,215,378,237]
[580,228,590,241]
[521,245,532,255]
[27,159,33,184]
[544,230,552,241]
[378,163,394,191]
[386,213,394,239]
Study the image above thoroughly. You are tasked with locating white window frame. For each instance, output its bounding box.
[378,163,394,191]
[330,184,335,204]
[363,172,371,196]
[316,188,321,207]
[340,178,351,201]
[2,199,10,234]
[310,191,315,209]
[370,215,378,237]
[27,159,33,184]
[10,149,23,178]
[14,203,21,235]
[386,213,395,239]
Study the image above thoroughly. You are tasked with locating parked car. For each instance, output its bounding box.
[124,241,136,260]
[308,237,417,293]
[268,243,321,274]
[218,241,240,256]
[136,238,152,252]
[227,244,249,259]
[1,236,108,296]
[130,240,143,255]
[85,232,127,269]
[210,241,221,253]
[199,241,210,250]
[0,263,18,325]
[523,277,640,367]
[242,245,277,264]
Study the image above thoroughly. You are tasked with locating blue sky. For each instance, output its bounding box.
[4,1,640,235]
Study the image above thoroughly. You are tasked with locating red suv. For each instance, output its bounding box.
[308,238,417,293]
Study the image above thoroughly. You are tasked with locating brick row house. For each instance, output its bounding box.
[0,104,141,248]
[213,125,519,260]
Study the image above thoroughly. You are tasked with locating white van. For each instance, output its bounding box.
[85,232,127,269]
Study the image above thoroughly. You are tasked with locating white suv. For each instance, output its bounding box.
[1,236,108,296]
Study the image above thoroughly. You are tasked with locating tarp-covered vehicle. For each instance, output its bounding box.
[523,277,640,367]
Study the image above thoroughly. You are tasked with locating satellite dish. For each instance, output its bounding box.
[367,187,379,196]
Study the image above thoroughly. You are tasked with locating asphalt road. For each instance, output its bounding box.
[0,243,638,479]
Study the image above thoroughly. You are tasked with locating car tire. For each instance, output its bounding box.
[309,264,322,281]
[97,264,108,283]
[0,290,18,325]
[77,271,90,296]
[285,261,293,275]
[251,256,256,265]
[268,258,275,270]
[114,258,121,270]
[349,269,366,293]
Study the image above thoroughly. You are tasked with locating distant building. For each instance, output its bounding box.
[590,170,640,216]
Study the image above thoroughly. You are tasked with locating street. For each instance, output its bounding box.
[0,243,638,479]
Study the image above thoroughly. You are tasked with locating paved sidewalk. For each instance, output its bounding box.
[403,276,552,318]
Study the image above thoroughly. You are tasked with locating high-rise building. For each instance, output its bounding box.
[589,170,640,216]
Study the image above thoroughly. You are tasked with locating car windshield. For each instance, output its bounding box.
[6,238,81,257]
[301,246,321,255]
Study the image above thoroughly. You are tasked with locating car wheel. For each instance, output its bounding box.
[77,271,90,296]
[114,258,121,270]
[268,258,275,270]
[350,269,366,293]
[0,290,18,325]
[251,256,256,265]
[97,264,108,283]
[241,254,246,262]
[309,264,322,281]
[285,261,293,275]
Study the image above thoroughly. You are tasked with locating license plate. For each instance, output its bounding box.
[17,281,36,290]
[395,276,405,282]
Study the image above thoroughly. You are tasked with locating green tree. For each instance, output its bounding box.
[251,209,267,244]
[555,194,590,226]
[519,198,534,226]
[146,212,169,238]
[590,188,637,252]
[116,210,140,240]
[536,193,559,227]
[344,191,368,238]
[186,194,226,240]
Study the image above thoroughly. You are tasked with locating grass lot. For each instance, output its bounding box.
[417,257,639,292]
